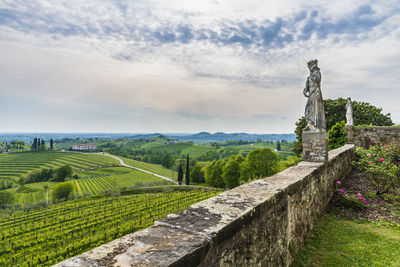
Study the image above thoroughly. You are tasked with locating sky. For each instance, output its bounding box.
[0,0,400,134]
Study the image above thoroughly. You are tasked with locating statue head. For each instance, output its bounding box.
[307,59,318,70]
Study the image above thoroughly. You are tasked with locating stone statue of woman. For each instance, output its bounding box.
[303,59,326,132]
[345,97,353,126]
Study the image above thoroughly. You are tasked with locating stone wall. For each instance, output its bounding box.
[349,126,400,147]
[55,145,355,267]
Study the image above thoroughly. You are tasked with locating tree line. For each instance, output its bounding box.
[31,138,54,151]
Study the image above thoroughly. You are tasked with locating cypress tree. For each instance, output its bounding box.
[50,138,54,149]
[177,163,183,185]
[32,138,37,151]
[185,154,190,185]
[276,141,281,151]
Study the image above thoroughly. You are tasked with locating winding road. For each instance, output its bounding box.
[100,153,177,184]
[62,151,177,184]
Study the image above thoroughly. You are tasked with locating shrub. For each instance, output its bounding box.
[355,144,400,194]
[52,182,73,201]
[54,165,73,181]
[335,180,366,210]
[328,121,347,150]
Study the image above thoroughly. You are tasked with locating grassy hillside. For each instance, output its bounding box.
[120,156,178,179]
[0,152,119,184]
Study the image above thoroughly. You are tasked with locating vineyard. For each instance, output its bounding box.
[73,167,170,196]
[0,152,119,186]
[8,167,170,205]
[0,189,222,266]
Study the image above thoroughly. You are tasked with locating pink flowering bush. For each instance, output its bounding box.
[336,180,367,209]
[355,144,400,194]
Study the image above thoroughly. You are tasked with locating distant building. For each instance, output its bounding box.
[72,144,97,151]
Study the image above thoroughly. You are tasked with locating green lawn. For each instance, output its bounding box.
[292,215,400,267]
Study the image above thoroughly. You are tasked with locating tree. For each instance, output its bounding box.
[54,165,73,182]
[328,121,348,150]
[50,138,54,149]
[177,163,183,185]
[205,160,226,188]
[292,117,307,157]
[325,98,393,130]
[31,138,38,151]
[41,139,45,150]
[52,182,73,201]
[185,154,190,185]
[222,155,244,188]
[161,153,172,168]
[190,164,205,183]
[276,141,281,151]
[240,148,279,183]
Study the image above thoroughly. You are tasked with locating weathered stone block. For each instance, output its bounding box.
[352,126,400,148]
[346,125,354,144]
[302,131,328,162]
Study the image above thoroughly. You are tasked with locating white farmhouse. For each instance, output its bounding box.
[72,144,97,151]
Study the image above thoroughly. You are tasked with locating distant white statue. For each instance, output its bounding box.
[303,59,326,132]
[346,97,353,126]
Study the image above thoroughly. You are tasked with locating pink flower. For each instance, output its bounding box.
[363,200,367,204]
[367,153,371,157]
[345,194,349,198]
[360,197,365,201]
[356,193,362,198]
[379,158,385,162]
[339,189,345,194]
[337,181,341,185]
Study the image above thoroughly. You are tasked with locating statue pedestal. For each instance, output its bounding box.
[345,125,354,144]
[302,131,328,162]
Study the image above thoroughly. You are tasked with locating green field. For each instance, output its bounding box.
[0,152,119,185]
[0,189,223,266]
[148,142,214,156]
[120,156,178,180]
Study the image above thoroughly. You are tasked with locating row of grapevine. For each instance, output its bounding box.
[0,189,222,266]
[0,152,119,181]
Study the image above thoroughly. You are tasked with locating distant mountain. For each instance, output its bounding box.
[166,132,296,142]
[0,132,296,143]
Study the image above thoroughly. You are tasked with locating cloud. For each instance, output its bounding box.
[0,0,400,132]
[0,2,394,51]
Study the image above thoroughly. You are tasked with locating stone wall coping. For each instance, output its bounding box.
[55,144,355,267]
